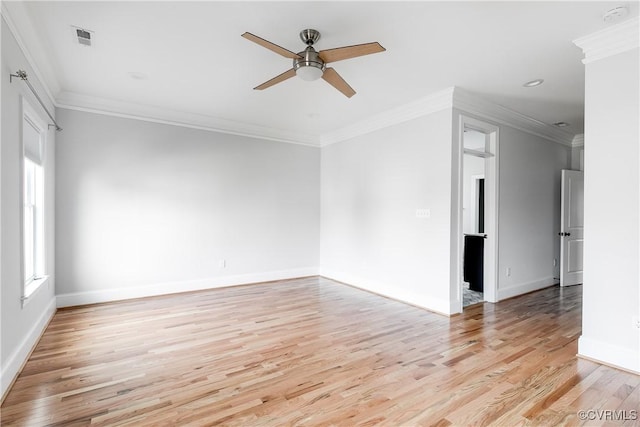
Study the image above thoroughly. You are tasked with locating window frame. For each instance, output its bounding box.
[21,98,49,304]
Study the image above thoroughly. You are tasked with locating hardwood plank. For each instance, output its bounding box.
[1,277,638,426]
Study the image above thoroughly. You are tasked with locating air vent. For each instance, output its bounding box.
[76,29,91,46]
[71,26,93,47]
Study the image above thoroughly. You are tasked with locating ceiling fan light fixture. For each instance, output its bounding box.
[293,46,325,81]
[242,29,385,97]
[296,65,324,81]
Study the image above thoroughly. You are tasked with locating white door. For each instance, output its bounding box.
[560,170,584,287]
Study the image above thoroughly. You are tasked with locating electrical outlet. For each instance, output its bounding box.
[219,259,226,269]
[506,267,511,277]
[553,258,558,267]
[633,316,640,329]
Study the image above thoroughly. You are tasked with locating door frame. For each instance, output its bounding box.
[470,174,485,234]
[455,115,500,312]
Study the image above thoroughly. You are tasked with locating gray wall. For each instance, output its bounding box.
[320,110,454,314]
[497,125,570,298]
[320,106,571,315]
[55,109,320,305]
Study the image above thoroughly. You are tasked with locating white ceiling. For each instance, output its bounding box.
[4,1,637,145]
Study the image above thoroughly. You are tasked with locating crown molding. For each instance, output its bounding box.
[452,88,576,147]
[571,134,584,148]
[58,87,575,149]
[320,87,455,146]
[319,86,575,148]
[1,1,60,106]
[573,16,639,64]
[56,92,320,147]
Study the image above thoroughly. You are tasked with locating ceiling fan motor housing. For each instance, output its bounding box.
[293,46,326,75]
[293,29,325,80]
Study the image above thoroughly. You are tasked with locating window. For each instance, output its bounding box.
[23,158,44,283]
[22,103,47,299]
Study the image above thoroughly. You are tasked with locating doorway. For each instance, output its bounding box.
[458,116,499,311]
[463,133,486,306]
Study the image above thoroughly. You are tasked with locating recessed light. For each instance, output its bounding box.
[128,72,148,80]
[523,79,544,87]
[553,121,570,127]
[603,6,628,23]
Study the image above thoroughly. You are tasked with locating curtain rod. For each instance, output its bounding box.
[10,70,62,131]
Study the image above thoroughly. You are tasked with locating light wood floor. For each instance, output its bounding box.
[1,277,638,426]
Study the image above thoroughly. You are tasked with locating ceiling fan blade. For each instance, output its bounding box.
[254,68,297,90]
[241,32,302,59]
[319,42,385,64]
[322,68,356,98]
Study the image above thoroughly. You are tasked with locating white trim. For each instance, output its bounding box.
[56,92,319,147]
[572,134,585,148]
[320,86,576,148]
[453,88,575,147]
[464,148,494,158]
[1,297,56,399]
[319,87,455,146]
[573,17,640,64]
[455,115,500,313]
[320,268,452,316]
[22,276,49,307]
[497,277,556,301]
[0,4,59,106]
[21,98,49,305]
[578,335,640,374]
[56,267,319,308]
[54,86,578,150]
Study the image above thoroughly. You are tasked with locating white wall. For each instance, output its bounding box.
[579,47,639,373]
[320,109,453,314]
[1,18,57,398]
[496,126,570,299]
[55,109,320,306]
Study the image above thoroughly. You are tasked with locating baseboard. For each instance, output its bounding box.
[1,296,57,400]
[320,268,452,316]
[56,267,319,308]
[578,335,640,374]
[497,277,556,301]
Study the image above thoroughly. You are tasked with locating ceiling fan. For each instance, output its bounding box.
[241,29,385,98]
